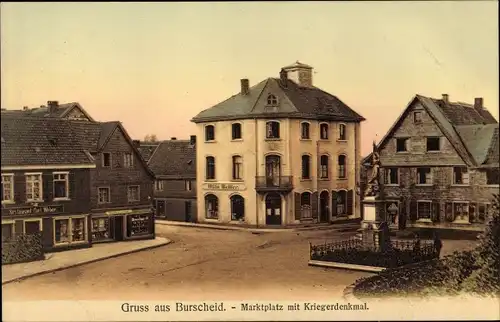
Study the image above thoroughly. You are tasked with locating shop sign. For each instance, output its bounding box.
[5,205,64,217]
[105,209,133,216]
[202,182,246,191]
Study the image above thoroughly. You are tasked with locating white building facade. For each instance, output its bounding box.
[191,62,365,227]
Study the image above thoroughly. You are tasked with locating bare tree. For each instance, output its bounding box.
[143,134,158,143]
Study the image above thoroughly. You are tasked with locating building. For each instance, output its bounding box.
[362,94,499,231]
[138,137,197,222]
[1,115,156,252]
[190,62,365,227]
[1,100,95,122]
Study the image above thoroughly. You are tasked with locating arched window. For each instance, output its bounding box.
[301,122,310,139]
[301,155,311,179]
[231,123,242,140]
[320,123,329,140]
[205,194,218,219]
[206,156,215,180]
[267,94,278,106]
[338,155,346,179]
[300,192,312,219]
[338,124,346,141]
[320,155,329,179]
[232,155,243,180]
[266,121,280,139]
[230,195,245,221]
[205,125,215,141]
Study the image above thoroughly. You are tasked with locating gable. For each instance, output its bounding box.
[250,79,298,115]
[65,106,91,121]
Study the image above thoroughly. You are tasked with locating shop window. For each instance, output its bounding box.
[54,217,86,245]
[230,195,245,221]
[1,174,14,203]
[92,217,112,241]
[53,172,69,199]
[205,194,219,219]
[25,173,43,201]
[127,214,151,237]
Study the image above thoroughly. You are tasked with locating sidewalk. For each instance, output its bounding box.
[2,237,171,285]
[155,219,360,233]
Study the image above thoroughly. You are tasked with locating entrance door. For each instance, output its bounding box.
[265,155,281,186]
[319,191,329,223]
[114,216,124,241]
[265,193,282,225]
[156,200,166,218]
[185,201,192,222]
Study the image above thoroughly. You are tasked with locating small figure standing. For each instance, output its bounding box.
[433,232,443,258]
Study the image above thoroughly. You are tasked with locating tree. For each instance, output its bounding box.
[463,193,500,296]
[144,134,158,143]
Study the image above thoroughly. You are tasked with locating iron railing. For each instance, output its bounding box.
[255,176,293,191]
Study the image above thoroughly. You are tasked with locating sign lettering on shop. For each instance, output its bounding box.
[6,205,64,217]
[203,183,246,191]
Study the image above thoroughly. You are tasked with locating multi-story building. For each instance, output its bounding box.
[191,62,365,227]
[1,115,155,252]
[1,100,95,122]
[362,94,499,231]
[138,137,197,222]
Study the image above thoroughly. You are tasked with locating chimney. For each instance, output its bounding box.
[170,137,177,140]
[240,79,250,95]
[190,135,196,145]
[282,61,313,87]
[441,94,449,103]
[47,101,59,113]
[23,106,29,111]
[474,97,484,109]
[132,140,141,148]
[280,69,288,87]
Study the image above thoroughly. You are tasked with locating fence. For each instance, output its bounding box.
[2,232,45,265]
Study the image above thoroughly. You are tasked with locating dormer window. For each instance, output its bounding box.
[267,94,278,106]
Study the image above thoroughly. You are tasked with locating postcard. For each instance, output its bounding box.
[1,1,499,321]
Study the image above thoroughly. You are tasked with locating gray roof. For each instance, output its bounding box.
[1,102,95,122]
[137,142,160,162]
[146,140,196,179]
[191,78,365,123]
[456,124,499,166]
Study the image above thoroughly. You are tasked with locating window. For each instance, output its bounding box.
[205,194,218,219]
[301,155,311,179]
[266,121,280,139]
[232,156,243,180]
[335,190,347,216]
[300,192,312,219]
[53,172,69,199]
[385,168,399,185]
[127,185,140,202]
[301,122,310,139]
[320,155,329,179]
[396,138,409,152]
[413,111,423,123]
[206,156,215,180]
[127,214,151,237]
[2,223,14,240]
[338,124,346,140]
[320,123,329,140]
[1,174,14,203]
[478,204,491,223]
[416,167,432,185]
[338,155,347,179]
[54,217,86,245]
[205,125,215,141]
[417,201,432,220]
[427,137,441,152]
[124,153,134,168]
[185,180,192,191]
[230,195,245,221]
[98,187,110,203]
[231,123,242,140]
[486,169,499,185]
[453,202,469,222]
[25,173,42,201]
[24,220,41,235]
[155,180,164,191]
[102,153,111,167]
[91,217,112,241]
[267,94,278,106]
[453,167,469,185]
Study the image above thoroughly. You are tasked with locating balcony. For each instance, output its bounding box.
[255,176,293,194]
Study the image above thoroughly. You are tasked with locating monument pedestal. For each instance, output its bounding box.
[360,196,390,250]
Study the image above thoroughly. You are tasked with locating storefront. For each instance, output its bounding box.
[91,208,155,243]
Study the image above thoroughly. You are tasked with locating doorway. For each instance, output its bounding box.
[185,201,192,222]
[319,191,329,223]
[114,216,124,241]
[265,193,282,225]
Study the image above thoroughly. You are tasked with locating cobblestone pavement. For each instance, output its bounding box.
[2,226,477,301]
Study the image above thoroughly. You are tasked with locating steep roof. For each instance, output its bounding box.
[1,102,95,122]
[191,77,365,123]
[363,94,498,168]
[1,115,154,176]
[146,140,196,179]
[137,142,160,162]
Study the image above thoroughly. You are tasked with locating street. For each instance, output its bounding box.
[2,225,370,301]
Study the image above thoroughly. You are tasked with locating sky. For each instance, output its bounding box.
[1,1,498,156]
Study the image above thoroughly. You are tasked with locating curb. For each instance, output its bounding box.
[308,260,386,273]
[2,239,173,286]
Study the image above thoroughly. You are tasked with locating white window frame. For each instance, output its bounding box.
[1,173,15,204]
[185,180,192,191]
[53,171,70,200]
[23,218,44,234]
[452,201,470,223]
[25,172,43,202]
[97,186,111,204]
[123,153,134,168]
[452,167,469,186]
[266,94,279,106]
[385,168,400,186]
[416,200,433,222]
[416,167,433,186]
[232,156,243,180]
[53,216,88,246]
[155,180,164,191]
[231,122,243,141]
[127,185,140,202]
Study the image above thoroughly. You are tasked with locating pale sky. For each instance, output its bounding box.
[1,1,498,156]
